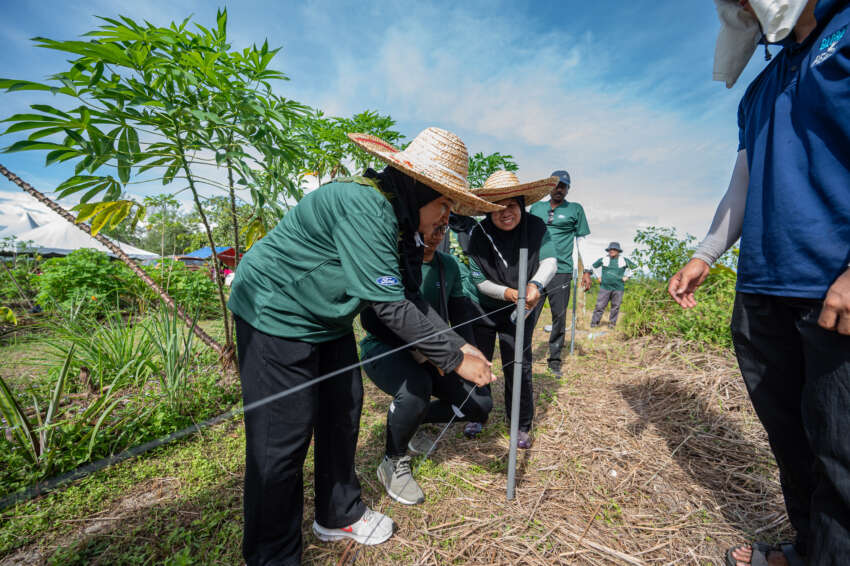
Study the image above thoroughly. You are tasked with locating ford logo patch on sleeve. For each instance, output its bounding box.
[376,276,400,286]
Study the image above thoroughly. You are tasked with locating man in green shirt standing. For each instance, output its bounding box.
[589,242,635,328]
[528,170,591,376]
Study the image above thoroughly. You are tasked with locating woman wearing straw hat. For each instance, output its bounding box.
[228,127,500,566]
[460,170,560,449]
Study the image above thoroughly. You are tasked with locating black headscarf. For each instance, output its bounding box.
[466,196,548,289]
[363,166,441,298]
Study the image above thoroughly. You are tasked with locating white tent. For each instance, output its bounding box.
[1,191,158,260]
[14,220,158,261]
[0,192,57,238]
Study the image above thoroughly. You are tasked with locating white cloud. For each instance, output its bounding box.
[302,4,740,256]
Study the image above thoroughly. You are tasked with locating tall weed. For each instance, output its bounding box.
[46,305,156,390]
[145,305,198,412]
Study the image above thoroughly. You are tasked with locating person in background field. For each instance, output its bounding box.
[589,242,636,328]
[528,170,591,377]
[461,171,559,449]
[227,127,500,566]
[669,2,850,565]
[359,223,492,506]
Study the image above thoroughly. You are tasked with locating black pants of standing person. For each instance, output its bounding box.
[235,317,366,566]
[591,288,624,327]
[362,342,493,457]
[473,304,542,432]
[731,293,850,565]
[544,272,572,371]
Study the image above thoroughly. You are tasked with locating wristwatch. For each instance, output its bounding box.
[530,280,544,291]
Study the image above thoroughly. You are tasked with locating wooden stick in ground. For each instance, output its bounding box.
[0,163,227,361]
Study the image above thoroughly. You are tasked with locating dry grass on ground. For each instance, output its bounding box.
[1,318,790,565]
[317,331,791,566]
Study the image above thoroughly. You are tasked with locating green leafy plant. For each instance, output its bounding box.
[467,151,518,188]
[632,226,697,281]
[0,306,16,326]
[1,10,309,359]
[35,248,127,312]
[46,306,156,389]
[145,305,199,412]
[621,226,738,348]
[0,346,75,468]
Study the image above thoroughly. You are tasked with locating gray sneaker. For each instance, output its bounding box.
[407,430,435,456]
[377,455,424,505]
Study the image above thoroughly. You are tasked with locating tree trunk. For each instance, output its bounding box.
[226,158,240,270]
[0,163,229,362]
[174,140,234,357]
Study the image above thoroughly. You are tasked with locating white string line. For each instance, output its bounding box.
[0,299,514,510]
[347,280,576,563]
[0,277,575,514]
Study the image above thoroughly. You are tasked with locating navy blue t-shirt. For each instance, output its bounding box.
[736,0,850,299]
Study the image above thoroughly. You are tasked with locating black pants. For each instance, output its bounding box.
[591,288,624,327]
[731,293,850,565]
[236,317,366,566]
[363,342,493,457]
[544,273,572,370]
[473,304,542,432]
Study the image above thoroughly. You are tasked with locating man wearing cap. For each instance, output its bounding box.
[668,2,850,565]
[589,242,635,328]
[228,127,500,566]
[529,170,591,376]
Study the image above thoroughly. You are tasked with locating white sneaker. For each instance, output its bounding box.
[543,324,553,332]
[312,508,394,546]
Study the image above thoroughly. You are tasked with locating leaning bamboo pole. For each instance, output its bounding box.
[0,164,231,363]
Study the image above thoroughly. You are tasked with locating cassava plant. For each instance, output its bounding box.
[0,10,308,363]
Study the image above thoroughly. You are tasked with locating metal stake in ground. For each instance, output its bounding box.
[570,265,579,355]
[506,247,528,501]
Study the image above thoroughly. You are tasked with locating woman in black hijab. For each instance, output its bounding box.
[228,128,500,565]
[462,171,559,449]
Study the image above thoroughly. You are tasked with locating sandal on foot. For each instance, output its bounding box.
[725,541,805,566]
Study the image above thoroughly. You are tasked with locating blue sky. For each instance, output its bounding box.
[0,0,773,256]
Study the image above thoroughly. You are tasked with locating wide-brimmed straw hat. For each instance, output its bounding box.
[347,127,503,214]
[454,170,559,216]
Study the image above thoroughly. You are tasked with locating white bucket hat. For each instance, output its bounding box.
[713,0,808,88]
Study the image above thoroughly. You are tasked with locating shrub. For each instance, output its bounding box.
[35,249,129,313]
[141,259,218,317]
[35,250,218,317]
[620,268,736,349]
[0,261,39,307]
